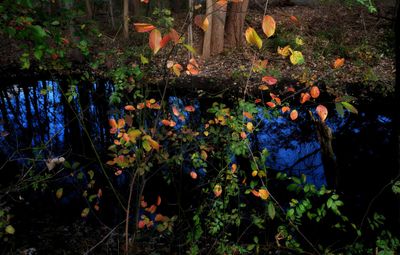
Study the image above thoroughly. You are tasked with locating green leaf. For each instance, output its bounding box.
[56,188,63,199]
[34,48,43,60]
[290,51,305,65]
[142,140,152,152]
[31,25,47,39]
[341,102,358,114]
[51,20,60,26]
[5,225,15,235]
[183,44,197,55]
[268,202,276,220]
[88,170,94,180]
[335,102,344,117]
[140,54,149,64]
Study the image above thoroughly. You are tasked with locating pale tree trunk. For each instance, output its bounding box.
[225,0,249,48]
[123,0,129,39]
[85,0,93,19]
[394,0,400,226]
[202,0,213,58]
[188,0,194,59]
[210,2,227,55]
[109,0,115,29]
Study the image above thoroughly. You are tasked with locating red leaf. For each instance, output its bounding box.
[190,171,198,179]
[184,105,195,112]
[262,76,277,85]
[156,196,161,206]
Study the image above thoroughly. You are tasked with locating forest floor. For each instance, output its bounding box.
[0,2,396,103]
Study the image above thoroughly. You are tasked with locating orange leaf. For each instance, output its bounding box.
[194,15,209,32]
[217,0,228,5]
[155,214,165,222]
[287,87,296,92]
[168,29,180,44]
[156,196,161,206]
[133,23,156,33]
[231,164,237,173]
[184,105,195,112]
[140,0,149,3]
[316,105,328,122]
[149,29,162,54]
[333,58,345,69]
[125,105,135,111]
[161,119,171,126]
[137,103,145,109]
[290,110,298,120]
[186,63,199,75]
[258,85,269,91]
[243,111,253,120]
[310,86,320,98]
[266,102,276,108]
[259,189,270,200]
[138,220,146,229]
[281,106,290,113]
[251,190,260,197]
[262,15,276,38]
[172,106,180,116]
[190,171,198,179]
[172,63,183,76]
[117,119,125,128]
[262,76,277,85]
[290,15,299,24]
[146,205,157,214]
[109,119,117,129]
[300,92,311,104]
[240,131,247,139]
[255,99,262,104]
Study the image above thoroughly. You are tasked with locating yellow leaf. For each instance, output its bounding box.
[262,15,276,38]
[81,208,90,217]
[246,122,254,132]
[245,27,262,49]
[128,129,142,143]
[56,188,63,199]
[143,135,160,151]
[295,36,304,46]
[258,84,269,91]
[5,225,15,235]
[290,51,305,65]
[277,45,291,57]
[259,189,270,200]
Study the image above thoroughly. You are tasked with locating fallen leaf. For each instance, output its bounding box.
[333,58,345,69]
[262,76,277,85]
[310,86,320,98]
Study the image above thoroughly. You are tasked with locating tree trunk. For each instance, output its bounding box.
[225,0,249,48]
[123,0,129,39]
[394,0,400,225]
[109,0,115,29]
[85,0,93,19]
[202,0,213,58]
[210,2,227,55]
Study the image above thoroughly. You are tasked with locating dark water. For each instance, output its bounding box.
[0,80,398,251]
